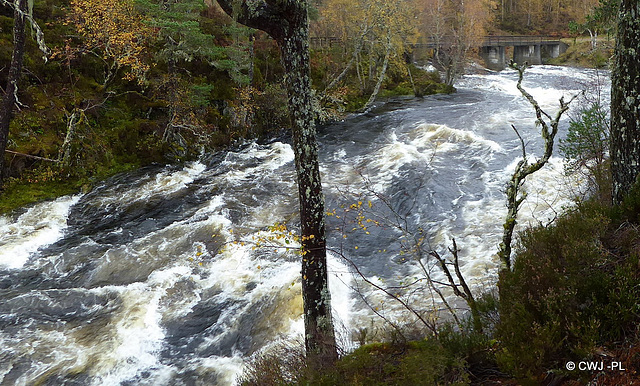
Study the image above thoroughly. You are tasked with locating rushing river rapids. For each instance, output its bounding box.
[0,66,609,385]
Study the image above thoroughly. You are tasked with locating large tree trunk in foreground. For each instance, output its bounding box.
[280,12,337,366]
[215,0,337,366]
[611,0,640,204]
[0,0,28,186]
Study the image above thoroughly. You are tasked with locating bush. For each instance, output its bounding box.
[497,194,640,379]
[236,341,308,386]
[560,102,610,200]
[560,102,609,171]
[238,337,470,385]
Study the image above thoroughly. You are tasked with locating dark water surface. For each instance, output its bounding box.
[0,66,609,385]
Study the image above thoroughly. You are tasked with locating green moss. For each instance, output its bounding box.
[0,177,81,214]
[0,160,141,215]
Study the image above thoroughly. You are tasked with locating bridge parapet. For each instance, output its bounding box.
[310,35,567,71]
[482,35,561,47]
[480,36,567,69]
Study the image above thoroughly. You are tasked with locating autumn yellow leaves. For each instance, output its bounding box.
[62,0,154,83]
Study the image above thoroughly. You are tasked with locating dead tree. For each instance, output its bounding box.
[0,0,49,186]
[0,0,28,186]
[498,62,578,270]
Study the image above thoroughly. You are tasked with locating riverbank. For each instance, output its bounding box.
[243,183,640,386]
[547,36,615,68]
[0,66,606,385]
[0,60,452,215]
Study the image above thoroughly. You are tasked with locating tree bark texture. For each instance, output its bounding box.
[215,0,337,365]
[0,0,28,186]
[611,0,640,204]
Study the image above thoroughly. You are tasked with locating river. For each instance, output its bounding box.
[0,65,609,385]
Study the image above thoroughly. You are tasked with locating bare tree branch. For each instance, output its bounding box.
[498,61,580,270]
[5,149,59,162]
[332,248,438,335]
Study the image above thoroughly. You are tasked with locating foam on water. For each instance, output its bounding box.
[367,155,583,325]
[524,65,607,84]
[0,267,192,385]
[0,194,81,269]
[461,68,584,113]
[350,123,502,192]
[95,161,206,209]
[327,252,357,350]
[436,156,579,292]
[92,275,177,385]
[221,142,295,185]
[200,356,245,385]
[411,123,503,153]
[0,66,606,385]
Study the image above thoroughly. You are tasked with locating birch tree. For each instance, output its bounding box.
[318,0,417,109]
[66,0,154,86]
[0,0,48,186]
[418,0,491,85]
[610,0,640,203]
[215,0,337,366]
[0,0,27,186]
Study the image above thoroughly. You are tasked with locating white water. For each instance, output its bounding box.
[0,194,81,269]
[0,66,609,385]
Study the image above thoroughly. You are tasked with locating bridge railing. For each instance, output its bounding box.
[482,35,560,47]
[310,36,344,48]
[310,35,561,49]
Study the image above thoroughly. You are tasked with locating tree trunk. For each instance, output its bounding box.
[59,108,84,166]
[498,63,576,270]
[215,0,337,366]
[280,14,337,367]
[361,31,392,113]
[588,28,598,50]
[611,0,640,203]
[324,22,369,92]
[0,0,28,186]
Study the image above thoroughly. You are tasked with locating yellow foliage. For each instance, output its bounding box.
[230,222,310,257]
[228,86,263,131]
[314,0,418,58]
[66,0,155,83]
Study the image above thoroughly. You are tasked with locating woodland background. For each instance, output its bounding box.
[0,0,605,213]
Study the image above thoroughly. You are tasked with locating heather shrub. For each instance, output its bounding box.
[497,192,640,378]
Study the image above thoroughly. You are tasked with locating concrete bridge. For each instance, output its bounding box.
[477,36,568,70]
[309,36,567,71]
[407,36,568,70]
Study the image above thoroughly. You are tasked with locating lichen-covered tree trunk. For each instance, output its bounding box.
[0,0,28,186]
[280,12,337,367]
[498,62,575,270]
[611,0,640,203]
[215,0,337,366]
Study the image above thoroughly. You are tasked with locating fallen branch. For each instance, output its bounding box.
[5,149,59,162]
